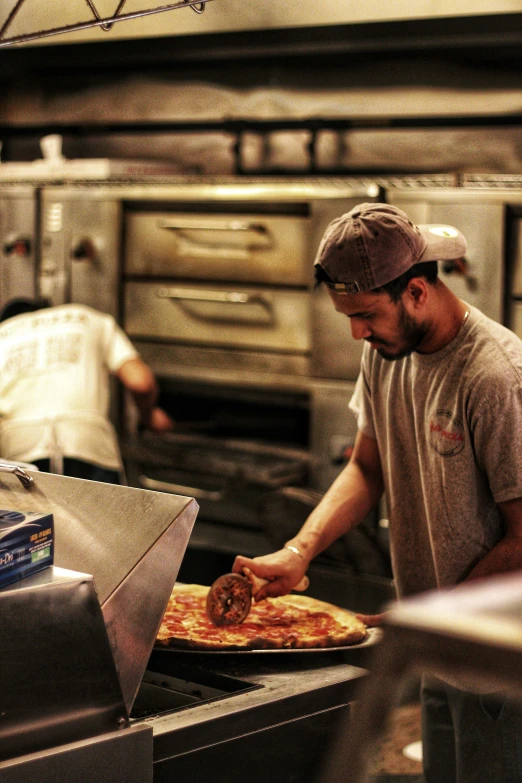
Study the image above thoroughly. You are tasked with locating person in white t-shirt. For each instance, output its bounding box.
[0,298,174,484]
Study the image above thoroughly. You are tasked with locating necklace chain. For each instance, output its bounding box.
[462,307,470,326]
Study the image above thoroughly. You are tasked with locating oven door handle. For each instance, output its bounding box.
[157,219,269,235]
[157,287,274,321]
[138,474,226,501]
[157,219,274,253]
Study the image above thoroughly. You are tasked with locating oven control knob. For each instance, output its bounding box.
[330,436,354,465]
[3,237,32,257]
[71,238,98,262]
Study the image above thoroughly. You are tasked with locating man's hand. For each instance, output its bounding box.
[145,406,175,433]
[233,548,308,602]
[355,612,386,627]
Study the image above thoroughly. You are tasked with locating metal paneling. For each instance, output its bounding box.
[0,186,37,308]
[40,193,121,316]
[1,568,126,763]
[309,378,357,492]
[387,194,505,323]
[511,219,522,297]
[0,724,153,783]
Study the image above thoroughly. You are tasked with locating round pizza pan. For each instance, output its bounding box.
[153,625,383,654]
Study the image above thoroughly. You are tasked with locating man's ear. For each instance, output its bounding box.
[406,277,429,308]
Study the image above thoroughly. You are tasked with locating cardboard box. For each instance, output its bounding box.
[0,510,54,588]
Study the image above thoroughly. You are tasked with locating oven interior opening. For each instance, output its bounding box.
[130,655,262,722]
[122,378,311,530]
[157,380,310,449]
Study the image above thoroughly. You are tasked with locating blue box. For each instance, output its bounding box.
[0,509,54,588]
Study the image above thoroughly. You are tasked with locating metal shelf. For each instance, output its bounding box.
[1,115,521,176]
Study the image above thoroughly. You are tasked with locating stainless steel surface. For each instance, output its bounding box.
[0,724,153,783]
[0,0,213,48]
[0,469,198,713]
[0,185,37,308]
[1,566,126,763]
[0,461,34,486]
[312,284,364,380]
[322,574,522,783]
[387,190,506,323]
[154,626,383,654]
[134,340,312,380]
[40,194,121,314]
[511,217,522,296]
[139,473,226,500]
[310,379,358,490]
[145,648,366,768]
[511,301,522,339]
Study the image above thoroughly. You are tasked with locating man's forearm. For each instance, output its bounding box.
[287,454,383,563]
[464,536,522,583]
[463,497,522,584]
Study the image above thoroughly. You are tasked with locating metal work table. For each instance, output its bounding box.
[143,649,368,780]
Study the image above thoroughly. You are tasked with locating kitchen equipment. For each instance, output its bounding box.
[0,463,198,714]
[0,464,372,783]
[206,568,309,625]
[0,183,37,308]
[36,178,386,580]
[1,565,132,765]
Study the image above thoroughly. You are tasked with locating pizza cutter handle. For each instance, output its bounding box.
[243,568,309,595]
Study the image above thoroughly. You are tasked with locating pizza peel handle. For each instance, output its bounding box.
[206,569,310,627]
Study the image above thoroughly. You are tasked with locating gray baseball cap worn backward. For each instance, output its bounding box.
[314,203,468,294]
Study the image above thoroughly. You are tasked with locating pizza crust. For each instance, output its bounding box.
[156,582,368,651]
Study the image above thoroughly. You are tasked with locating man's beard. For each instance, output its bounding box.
[375,301,429,361]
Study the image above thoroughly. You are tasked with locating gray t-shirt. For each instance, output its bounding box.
[350,305,522,598]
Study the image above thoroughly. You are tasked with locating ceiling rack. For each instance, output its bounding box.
[0,0,213,49]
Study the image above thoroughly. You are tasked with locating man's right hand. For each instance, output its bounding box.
[232,548,309,602]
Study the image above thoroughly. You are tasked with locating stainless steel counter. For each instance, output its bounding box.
[144,649,368,780]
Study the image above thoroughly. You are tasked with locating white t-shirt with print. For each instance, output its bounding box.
[0,304,139,471]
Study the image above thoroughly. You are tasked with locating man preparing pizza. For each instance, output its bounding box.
[233,203,522,783]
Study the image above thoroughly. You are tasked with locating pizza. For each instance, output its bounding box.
[156,583,368,651]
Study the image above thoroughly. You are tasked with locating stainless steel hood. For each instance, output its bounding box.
[0,466,198,713]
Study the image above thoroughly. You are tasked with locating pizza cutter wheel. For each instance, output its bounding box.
[206,568,309,627]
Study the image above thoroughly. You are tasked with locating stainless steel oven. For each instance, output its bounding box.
[38,179,386,571]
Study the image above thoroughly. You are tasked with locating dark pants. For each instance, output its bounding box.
[422,676,522,783]
[33,457,120,485]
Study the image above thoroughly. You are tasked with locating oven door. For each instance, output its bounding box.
[124,281,310,353]
[124,207,311,285]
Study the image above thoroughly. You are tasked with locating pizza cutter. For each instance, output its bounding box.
[206,567,309,626]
